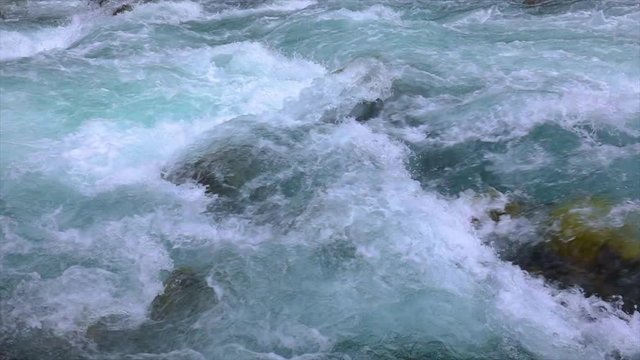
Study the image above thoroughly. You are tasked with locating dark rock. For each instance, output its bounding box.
[86,314,141,352]
[87,316,184,354]
[112,4,133,15]
[86,270,216,354]
[150,268,217,322]
[86,269,217,354]
[91,0,156,15]
[163,143,277,199]
[489,201,523,222]
[349,99,384,123]
[1,328,89,360]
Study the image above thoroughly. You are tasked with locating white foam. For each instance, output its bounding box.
[1,207,180,333]
[19,42,324,193]
[443,7,500,28]
[318,5,403,24]
[407,69,640,146]
[2,3,639,357]
[124,1,204,24]
[252,0,316,13]
[209,0,316,20]
[263,122,640,359]
[0,16,86,61]
[4,267,129,333]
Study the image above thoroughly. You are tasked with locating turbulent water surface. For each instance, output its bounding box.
[1,1,639,359]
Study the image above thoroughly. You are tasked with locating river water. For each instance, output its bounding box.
[1,1,639,359]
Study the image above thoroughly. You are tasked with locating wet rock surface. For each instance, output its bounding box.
[150,267,217,322]
[112,4,133,16]
[90,0,153,16]
[490,198,640,313]
[86,268,217,354]
[160,124,316,224]
[163,144,270,199]
[349,99,384,123]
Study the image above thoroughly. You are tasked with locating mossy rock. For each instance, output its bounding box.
[150,268,217,322]
[488,201,523,222]
[549,198,640,265]
[513,198,640,313]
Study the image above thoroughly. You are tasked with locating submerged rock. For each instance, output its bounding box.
[315,238,358,276]
[488,201,523,222]
[163,145,270,198]
[512,198,640,313]
[112,4,133,15]
[349,99,384,123]
[1,328,89,360]
[87,268,217,353]
[150,268,217,321]
[86,314,143,352]
[91,0,153,16]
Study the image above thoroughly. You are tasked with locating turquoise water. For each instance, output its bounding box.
[1,1,639,359]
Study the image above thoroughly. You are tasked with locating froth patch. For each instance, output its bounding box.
[20,42,325,193]
[3,267,123,333]
[278,122,640,358]
[254,0,316,12]
[0,16,86,61]
[1,211,176,334]
[318,5,403,24]
[126,1,203,24]
[209,0,316,20]
[53,119,224,193]
[417,75,639,145]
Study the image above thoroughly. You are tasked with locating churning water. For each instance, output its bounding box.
[1,1,639,359]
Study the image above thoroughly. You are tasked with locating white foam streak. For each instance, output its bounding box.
[125,1,204,24]
[318,5,403,24]
[209,0,316,20]
[19,42,325,193]
[0,16,85,61]
[284,123,640,359]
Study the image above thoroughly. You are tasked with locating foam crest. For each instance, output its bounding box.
[253,0,316,13]
[2,1,640,358]
[318,5,403,23]
[415,72,640,145]
[19,42,324,193]
[209,0,316,19]
[1,208,179,334]
[444,7,500,27]
[284,57,396,123]
[0,16,85,61]
[4,267,123,333]
[233,121,640,358]
[126,1,204,24]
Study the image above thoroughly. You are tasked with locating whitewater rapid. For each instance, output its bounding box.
[1,1,639,359]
